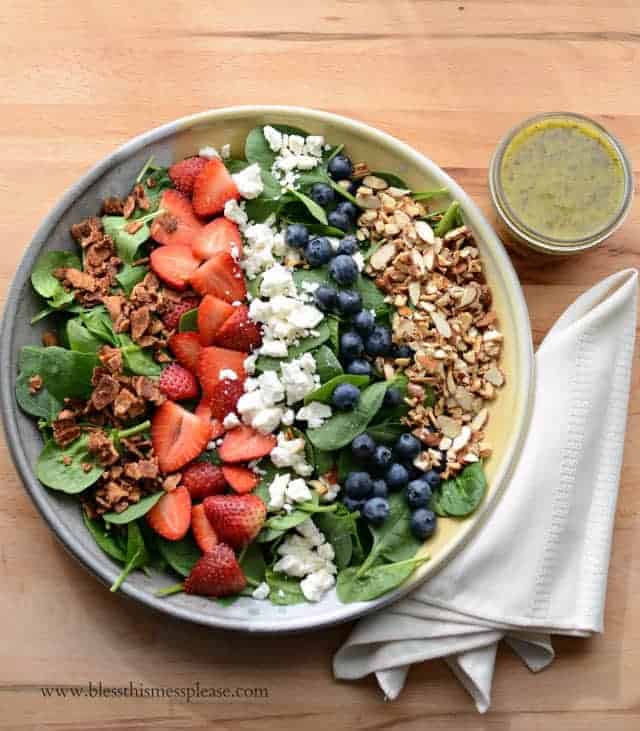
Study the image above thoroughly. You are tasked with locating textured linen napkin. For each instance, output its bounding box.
[334,268,638,712]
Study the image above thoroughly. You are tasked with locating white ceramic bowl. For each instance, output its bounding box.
[0,106,534,633]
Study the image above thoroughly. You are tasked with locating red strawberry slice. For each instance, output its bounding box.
[203,494,266,549]
[193,218,243,261]
[161,296,200,331]
[222,465,258,494]
[191,504,218,553]
[208,379,244,421]
[146,486,192,541]
[150,189,202,247]
[213,305,262,352]
[151,401,212,473]
[197,294,235,346]
[182,461,227,501]
[197,346,247,398]
[184,543,246,597]
[159,363,199,401]
[168,332,202,373]
[218,425,276,463]
[192,158,240,217]
[189,251,246,303]
[150,245,200,291]
[194,400,225,438]
[168,156,208,196]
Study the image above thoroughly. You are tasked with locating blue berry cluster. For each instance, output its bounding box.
[343,431,440,540]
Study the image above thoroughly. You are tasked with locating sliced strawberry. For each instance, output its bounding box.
[197,294,235,346]
[150,189,202,247]
[193,218,243,261]
[182,461,227,501]
[222,465,258,494]
[159,363,199,401]
[203,494,266,549]
[192,158,240,217]
[161,296,200,331]
[197,346,247,398]
[146,486,191,541]
[150,245,200,291]
[213,305,262,352]
[218,425,276,463]
[168,156,208,196]
[194,400,225,438]
[208,379,244,421]
[189,251,246,303]
[151,401,212,473]
[168,332,202,373]
[191,503,219,553]
[184,543,246,597]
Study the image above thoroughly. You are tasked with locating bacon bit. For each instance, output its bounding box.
[102,196,125,215]
[82,462,93,473]
[42,331,59,347]
[28,375,43,394]
[124,220,145,235]
[52,410,81,447]
[132,183,150,211]
[62,455,73,466]
[163,473,182,492]
[123,195,136,219]
[87,430,120,467]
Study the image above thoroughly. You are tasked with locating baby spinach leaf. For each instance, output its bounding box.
[178,308,198,333]
[307,381,389,451]
[312,446,334,477]
[327,317,340,352]
[133,167,172,215]
[430,462,487,518]
[82,512,126,563]
[434,201,461,236]
[39,347,99,400]
[116,263,148,295]
[337,448,359,482]
[197,448,222,466]
[31,250,81,309]
[356,275,388,316]
[117,334,161,377]
[314,506,359,571]
[361,492,421,570]
[240,543,266,586]
[255,320,331,371]
[36,435,102,494]
[79,306,117,345]
[224,158,249,174]
[15,346,61,421]
[369,171,410,189]
[244,124,310,170]
[260,169,283,199]
[286,188,328,225]
[265,509,313,533]
[66,318,102,354]
[282,221,345,238]
[253,463,281,505]
[265,568,306,605]
[103,492,164,524]
[412,187,448,202]
[243,195,284,223]
[156,534,201,578]
[102,216,150,264]
[365,420,407,444]
[303,374,370,405]
[313,344,343,383]
[110,521,149,592]
[336,555,428,603]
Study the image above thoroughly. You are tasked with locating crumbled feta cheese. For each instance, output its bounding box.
[287,304,324,330]
[273,554,309,578]
[305,136,325,157]
[288,134,306,155]
[259,264,297,298]
[221,143,231,159]
[219,368,238,381]
[322,481,341,503]
[297,518,325,547]
[267,129,325,189]
[263,125,283,152]
[244,353,257,375]
[268,473,290,511]
[199,145,219,159]
[300,569,336,602]
[270,432,313,476]
[253,406,284,435]
[280,356,318,405]
[296,401,332,428]
[224,199,248,227]
[252,581,270,600]
[281,409,295,426]
[237,390,265,424]
[286,478,312,504]
[353,251,365,271]
[259,338,289,358]
[232,162,264,200]
[222,412,240,430]
[257,370,285,406]
[317,542,335,561]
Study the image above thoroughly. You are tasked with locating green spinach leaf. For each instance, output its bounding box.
[66,318,102,353]
[265,568,306,605]
[412,187,448,202]
[110,521,149,592]
[178,308,198,333]
[82,512,127,563]
[430,462,487,517]
[336,556,428,603]
[361,492,422,570]
[156,534,201,578]
[39,347,99,400]
[15,346,61,421]
[314,506,359,571]
[79,306,117,345]
[286,188,328,225]
[116,263,148,295]
[313,344,343,383]
[31,250,80,309]
[370,171,410,189]
[36,435,102,493]
[102,216,150,264]
[117,334,161,377]
[240,543,266,586]
[434,201,462,236]
[103,492,164,524]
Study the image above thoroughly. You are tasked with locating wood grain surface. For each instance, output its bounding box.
[0,1,638,729]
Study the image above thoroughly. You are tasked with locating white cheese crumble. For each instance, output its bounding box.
[300,569,336,602]
[224,199,249,227]
[221,143,231,159]
[222,412,240,430]
[199,145,219,159]
[263,126,325,190]
[296,401,332,428]
[270,432,313,476]
[219,368,238,381]
[252,581,270,600]
[286,478,312,504]
[232,162,264,200]
[268,473,290,511]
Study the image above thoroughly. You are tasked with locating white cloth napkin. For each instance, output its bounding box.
[334,268,638,712]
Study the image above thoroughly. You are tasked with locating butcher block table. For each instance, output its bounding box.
[0,1,638,729]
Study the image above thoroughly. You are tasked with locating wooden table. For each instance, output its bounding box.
[0,1,638,728]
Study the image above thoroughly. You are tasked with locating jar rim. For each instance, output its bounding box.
[489,112,634,254]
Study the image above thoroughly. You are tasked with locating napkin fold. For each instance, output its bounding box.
[334,269,638,712]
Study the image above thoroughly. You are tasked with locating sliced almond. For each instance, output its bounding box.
[370,242,397,270]
[415,220,435,245]
[408,281,421,306]
[363,175,389,190]
[356,194,381,210]
[431,310,451,338]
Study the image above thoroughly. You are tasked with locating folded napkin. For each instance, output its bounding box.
[334,268,638,712]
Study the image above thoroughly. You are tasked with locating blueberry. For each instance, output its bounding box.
[363,497,390,525]
[351,433,376,460]
[343,496,365,513]
[393,344,413,359]
[305,236,333,266]
[346,359,372,376]
[371,479,388,498]
[386,462,410,491]
[345,471,373,500]
[340,331,364,360]
[329,254,358,286]
[372,445,393,473]
[336,289,363,315]
[331,383,360,411]
[285,223,309,249]
[328,210,351,232]
[406,479,432,510]
[365,325,392,357]
[336,201,359,222]
[383,386,402,409]
[337,235,359,255]
[348,180,360,196]
[310,182,335,207]
[328,155,353,181]
[352,309,376,335]
[394,433,422,462]
[423,469,442,490]
[314,284,338,313]
[410,509,437,540]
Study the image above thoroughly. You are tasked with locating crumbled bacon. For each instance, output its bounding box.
[52,410,81,447]
[113,388,145,420]
[98,345,123,374]
[91,373,120,410]
[101,196,125,215]
[28,374,43,394]
[87,430,120,466]
[42,331,59,347]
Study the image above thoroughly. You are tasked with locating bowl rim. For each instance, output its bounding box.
[0,105,534,633]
